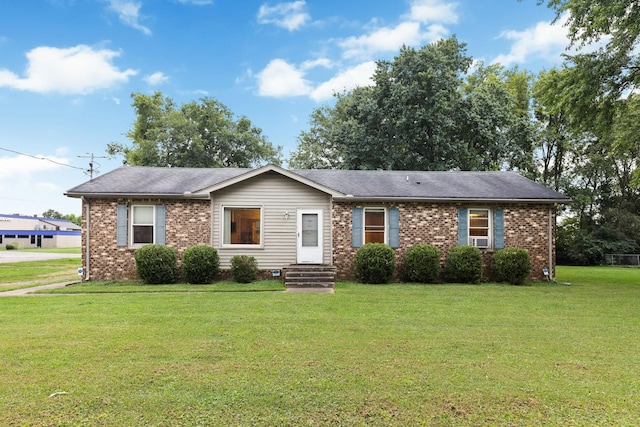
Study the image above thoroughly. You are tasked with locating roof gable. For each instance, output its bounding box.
[191,164,346,197]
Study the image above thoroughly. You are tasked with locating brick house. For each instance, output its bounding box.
[65,164,570,284]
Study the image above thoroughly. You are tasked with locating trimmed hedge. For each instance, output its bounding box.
[491,248,531,285]
[444,245,482,284]
[404,244,441,283]
[182,245,220,284]
[354,243,396,284]
[134,244,178,284]
[230,255,259,283]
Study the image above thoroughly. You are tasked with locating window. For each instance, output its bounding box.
[352,207,399,248]
[458,208,504,249]
[223,207,261,245]
[117,204,166,247]
[364,208,386,244]
[18,235,29,239]
[468,209,490,247]
[132,205,155,244]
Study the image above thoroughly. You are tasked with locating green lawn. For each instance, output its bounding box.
[0,258,80,291]
[0,266,639,425]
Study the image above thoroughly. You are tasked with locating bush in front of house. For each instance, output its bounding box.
[182,245,220,284]
[491,248,531,285]
[5,244,17,250]
[230,255,259,283]
[444,245,482,284]
[134,244,178,284]
[354,243,396,284]
[404,244,441,283]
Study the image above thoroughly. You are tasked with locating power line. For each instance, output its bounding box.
[0,146,86,172]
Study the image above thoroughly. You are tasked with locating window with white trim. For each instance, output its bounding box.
[223,207,262,245]
[364,207,387,244]
[132,205,155,245]
[468,209,491,248]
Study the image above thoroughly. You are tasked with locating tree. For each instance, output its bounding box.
[541,0,640,97]
[108,92,282,168]
[290,38,536,172]
[538,0,640,186]
[41,210,81,226]
[288,105,345,169]
[42,209,63,219]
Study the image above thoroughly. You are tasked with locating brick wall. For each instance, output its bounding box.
[332,201,555,282]
[82,198,211,281]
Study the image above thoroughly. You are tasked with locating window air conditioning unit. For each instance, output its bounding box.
[470,237,490,248]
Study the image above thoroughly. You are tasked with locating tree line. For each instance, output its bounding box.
[105,0,640,265]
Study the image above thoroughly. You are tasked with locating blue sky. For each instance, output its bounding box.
[0,0,570,216]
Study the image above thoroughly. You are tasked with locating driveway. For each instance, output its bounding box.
[0,251,81,263]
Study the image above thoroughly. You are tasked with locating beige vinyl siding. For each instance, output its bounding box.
[211,172,332,269]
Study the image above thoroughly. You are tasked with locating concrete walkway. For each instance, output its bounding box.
[0,281,79,296]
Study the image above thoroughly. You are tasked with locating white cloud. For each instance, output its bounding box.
[0,153,69,179]
[407,0,458,24]
[310,61,376,102]
[257,59,312,97]
[254,0,456,101]
[257,1,310,31]
[340,21,448,60]
[0,45,138,94]
[177,0,213,4]
[144,71,169,85]
[492,14,570,66]
[106,0,151,35]
[300,58,332,71]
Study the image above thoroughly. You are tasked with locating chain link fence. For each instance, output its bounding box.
[605,254,640,266]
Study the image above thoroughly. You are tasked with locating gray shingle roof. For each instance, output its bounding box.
[65,166,570,202]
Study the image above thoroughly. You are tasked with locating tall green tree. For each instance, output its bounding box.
[541,0,640,97]
[290,38,535,172]
[108,92,282,168]
[288,105,345,169]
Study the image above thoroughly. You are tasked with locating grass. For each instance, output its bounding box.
[45,279,285,293]
[0,258,81,291]
[0,266,639,425]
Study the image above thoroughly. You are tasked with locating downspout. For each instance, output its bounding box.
[548,206,554,281]
[83,197,90,281]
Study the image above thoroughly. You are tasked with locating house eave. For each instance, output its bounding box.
[332,196,571,204]
[64,192,211,200]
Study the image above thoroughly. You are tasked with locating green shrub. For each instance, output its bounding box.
[5,244,16,250]
[354,243,396,284]
[444,245,482,284]
[134,244,178,284]
[491,248,531,285]
[182,245,220,284]
[230,255,259,283]
[404,244,441,283]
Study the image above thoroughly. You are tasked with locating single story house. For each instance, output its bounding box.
[65,165,570,283]
[0,214,81,249]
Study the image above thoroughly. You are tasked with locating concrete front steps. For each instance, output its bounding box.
[284,264,336,293]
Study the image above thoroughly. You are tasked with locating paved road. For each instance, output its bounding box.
[0,251,81,263]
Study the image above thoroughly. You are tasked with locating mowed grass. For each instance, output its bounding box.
[0,258,80,291]
[0,266,639,426]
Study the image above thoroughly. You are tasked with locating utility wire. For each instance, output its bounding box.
[0,146,86,171]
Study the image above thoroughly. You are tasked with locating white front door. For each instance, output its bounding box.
[297,209,323,264]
